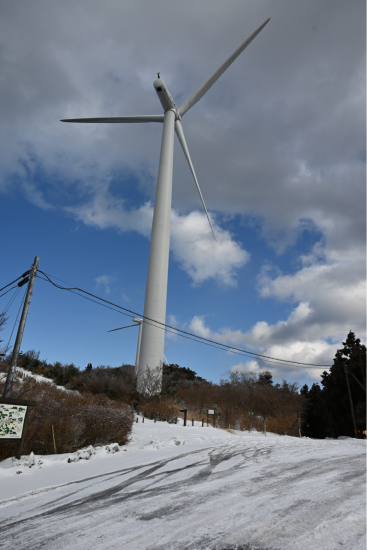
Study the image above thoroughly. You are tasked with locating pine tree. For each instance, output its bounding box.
[321,331,366,438]
[300,383,328,438]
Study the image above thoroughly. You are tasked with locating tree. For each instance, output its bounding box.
[300,383,328,439]
[257,371,273,385]
[139,364,163,398]
[321,331,366,438]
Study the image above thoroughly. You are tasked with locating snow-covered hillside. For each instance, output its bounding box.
[0,418,365,550]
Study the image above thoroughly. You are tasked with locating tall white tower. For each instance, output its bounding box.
[61,18,270,394]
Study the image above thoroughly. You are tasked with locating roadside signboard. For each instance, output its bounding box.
[0,404,27,439]
[0,397,37,458]
[207,409,214,414]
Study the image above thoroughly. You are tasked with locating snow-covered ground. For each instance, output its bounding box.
[0,417,365,550]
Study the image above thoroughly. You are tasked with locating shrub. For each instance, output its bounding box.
[0,367,134,461]
[141,397,180,423]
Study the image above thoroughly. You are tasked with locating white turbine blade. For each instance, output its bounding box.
[175,119,216,241]
[107,323,139,332]
[179,18,270,117]
[61,115,165,123]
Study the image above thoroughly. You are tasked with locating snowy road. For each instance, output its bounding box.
[0,420,365,549]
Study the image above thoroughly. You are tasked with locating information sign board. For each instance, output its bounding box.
[0,404,28,439]
[207,409,214,414]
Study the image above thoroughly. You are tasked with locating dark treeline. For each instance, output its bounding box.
[301,331,366,439]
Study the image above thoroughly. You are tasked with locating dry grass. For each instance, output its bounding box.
[140,398,180,423]
[0,366,134,461]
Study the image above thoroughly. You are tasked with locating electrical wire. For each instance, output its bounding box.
[3,286,21,314]
[36,275,132,319]
[0,284,19,299]
[0,277,21,293]
[5,287,27,353]
[0,271,30,293]
[37,269,331,369]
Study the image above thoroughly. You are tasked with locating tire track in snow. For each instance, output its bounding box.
[0,439,365,550]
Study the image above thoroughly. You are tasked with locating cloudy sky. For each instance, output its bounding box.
[1,0,365,386]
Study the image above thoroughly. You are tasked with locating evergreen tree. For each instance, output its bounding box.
[300,383,328,438]
[257,371,273,385]
[321,331,366,438]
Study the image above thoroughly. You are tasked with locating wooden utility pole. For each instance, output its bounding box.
[344,363,358,438]
[2,256,39,398]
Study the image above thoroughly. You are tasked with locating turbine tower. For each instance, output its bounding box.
[62,18,270,394]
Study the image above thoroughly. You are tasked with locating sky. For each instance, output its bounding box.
[0,0,365,387]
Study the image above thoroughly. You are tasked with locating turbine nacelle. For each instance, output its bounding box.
[153,77,179,116]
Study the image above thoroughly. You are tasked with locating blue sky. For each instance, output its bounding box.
[0,0,365,387]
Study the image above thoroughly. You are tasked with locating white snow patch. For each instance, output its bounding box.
[67,445,96,463]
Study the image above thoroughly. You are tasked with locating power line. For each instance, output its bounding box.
[5,287,27,353]
[3,287,21,314]
[37,269,331,369]
[0,277,21,293]
[0,271,30,293]
[0,284,19,299]
[36,275,132,319]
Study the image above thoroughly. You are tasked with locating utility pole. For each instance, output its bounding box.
[343,363,358,438]
[2,256,39,398]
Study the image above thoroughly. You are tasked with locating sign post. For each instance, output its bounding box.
[207,409,214,427]
[0,397,37,459]
[179,408,187,426]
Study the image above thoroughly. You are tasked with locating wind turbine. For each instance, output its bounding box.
[62,18,270,394]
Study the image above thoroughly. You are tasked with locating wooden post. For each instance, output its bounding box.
[179,409,187,426]
[202,418,204,427]
[136,417,138,423]
[16,407,30,459]
[192,419,194,427]
[142,416,144,423]
[51,425,57,454]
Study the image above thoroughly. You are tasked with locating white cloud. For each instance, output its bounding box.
[68,193,249,286]
[166,314,180,340]
[95,274,116,294]
[230,361,262,375]
[188,301,355,382]
[257,247,366,341]
[170,210,249,286]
